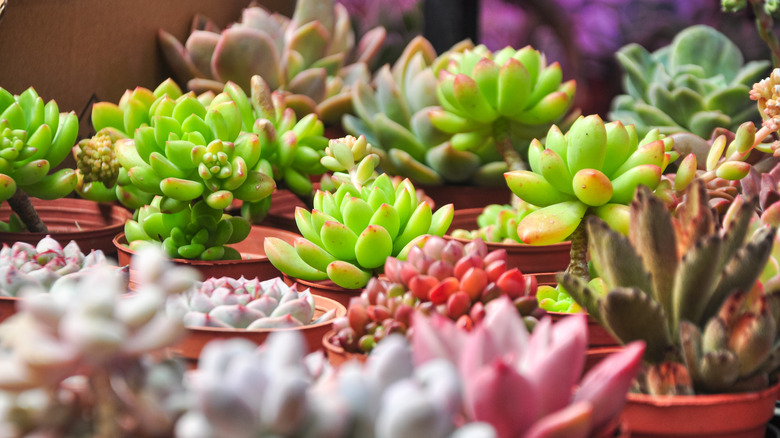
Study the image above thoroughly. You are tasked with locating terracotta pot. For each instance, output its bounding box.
[446,208,571,274]
[169,295,346,361]
[417,184,514,210]
[258,188,308,233]
[549,312,619,348]
[322,329,368,368]
[583,346,623,376]
[114,225,300,289]
[0,198,132,256]
[621,381,780,438]
[0,297,18,324]
[284,275,362,308]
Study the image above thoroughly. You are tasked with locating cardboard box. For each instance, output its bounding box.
[0,0,293,135]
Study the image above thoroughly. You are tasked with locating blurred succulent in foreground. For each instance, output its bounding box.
[167,276,337,329]
[609,25,769,139]
[0,86,80,232]
[0,236,108,296]
[158,0,386,123]
[330,236,541,353]
[559,182,780,394]
[450,200,536,243]
[265,135,454,289]
[412,297,645,438]
[0,247,198,436]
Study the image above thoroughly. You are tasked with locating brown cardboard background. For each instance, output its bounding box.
[0,0,294,134]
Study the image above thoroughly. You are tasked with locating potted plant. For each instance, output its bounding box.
[264,134,454,298]
[559,182,780,437]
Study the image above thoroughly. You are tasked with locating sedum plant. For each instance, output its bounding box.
[158,0,386,123]
[330,236,540,353]
[265,135,454,289]
[609,25,769,139]
[0,86,80,232]
[558,182,779,394]
[167,276,337,329]
[450,200,535,243]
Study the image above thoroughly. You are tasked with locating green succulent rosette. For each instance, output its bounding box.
[265,135,454,289]
[609,25,769,139]
[0,86,79,202]
[504,115,676,245]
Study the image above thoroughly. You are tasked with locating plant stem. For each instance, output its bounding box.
[91,368,119,438]
[494,118,526,171]
[750,0,780,68]
[7,189,47,233]
[565,219,589,281]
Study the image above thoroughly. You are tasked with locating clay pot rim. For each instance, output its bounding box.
[322,328,368,358]
[184,295,346,335]
[0,199,132,231]
[626,380,780,407]
[113,227,280,267]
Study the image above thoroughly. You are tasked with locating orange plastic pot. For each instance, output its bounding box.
[284,275,363,308]
[446,208,571,274]
[0,198,132,256]
[169,295,346,361]
[322,329,368,368]
[114,225,300,289]
[621,381,780,438]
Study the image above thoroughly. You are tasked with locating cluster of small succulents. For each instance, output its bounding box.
[329,236,540,353]
[167,276,337,329]
[0,236,108,296]
[159,0,385,123]
[449,201,535,243]
[610,25,769,139]
[535,277,608,314]
[265,135,454,288]
[559,182,779,394]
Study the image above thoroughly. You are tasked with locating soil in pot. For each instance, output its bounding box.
[170,295,346,363]
[447,208,571,274]
[283,275,363,308]
[621,381,780,438]
[115,225,301,289]
[322,329,368,368]
[0,198,132,256]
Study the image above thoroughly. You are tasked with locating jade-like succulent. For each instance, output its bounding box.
[265,135,454,289]
[450,200,536,243]
[504,114,675,245]
[558,182,779,394]
[124,196,250,260]
[429,44,577,173]
[609,25,769,139]
[330,236,540,353]
[0,235,108,296]
[412,296,645,438]
[167,276,337,329]
[0,246,197,436]
[158,0,386,123]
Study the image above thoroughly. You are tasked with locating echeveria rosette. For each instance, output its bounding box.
[505,114,675,247]
[124,196,250,261]
[265,135,455,289]
[609,25,769,139]
[429,44,577,173]
[158,0,386,123]
[0,87,79,227]
[559,182,780,395]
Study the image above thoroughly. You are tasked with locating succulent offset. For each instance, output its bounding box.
[167,276,337,329]
[330,236,541,353]
[609,25,769,138]
[158,0,386,123]
[558,182,779,394]
[450,201,535,243]
[0,235,108,296]
[265,135,454,289]
[504,114,675,245]
[0,86,79,203]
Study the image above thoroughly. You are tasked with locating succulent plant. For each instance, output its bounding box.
[158,0,386,123]
[536,277,608,314]
[265,135,454,289]
[330,236,541,353]
[558,182,779,394]
[741,162,780,224]
[167,276,337,329]
[449,200,535,243]
[609,25,769,139]
[412,296,645,438]
[124,196,250,260]
[0,246,198,436]
[504,115,675,246]
[429,44,577,173]
[0,235,108,296]
[0,86,80,232]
